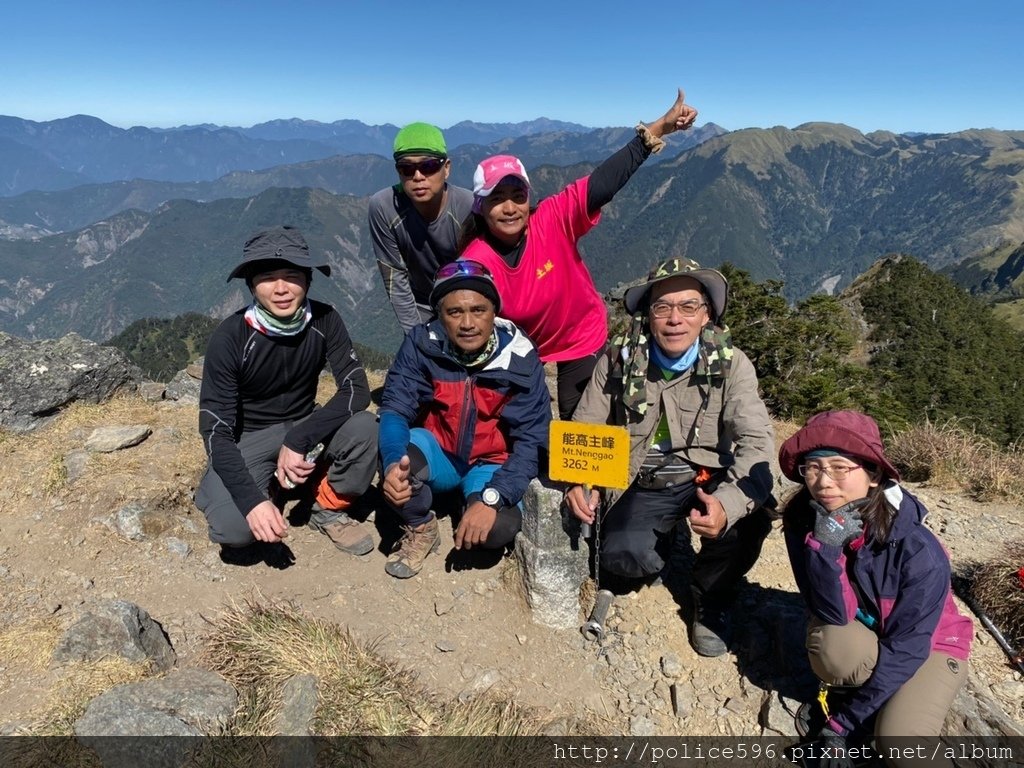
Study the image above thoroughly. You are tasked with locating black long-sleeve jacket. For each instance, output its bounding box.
[199,300,370,514]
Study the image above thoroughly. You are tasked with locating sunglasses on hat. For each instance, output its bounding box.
[434,260,492,281]
[395,158,447,178]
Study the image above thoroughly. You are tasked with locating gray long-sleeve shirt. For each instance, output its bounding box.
[368,183,473,332]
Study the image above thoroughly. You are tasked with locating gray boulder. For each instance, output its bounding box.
[76,668,236,735]
[139,382,166,401]
[108,501,175,541]
[75,669,237,768]
[274,673,319,736]
[0,332,140,432]
[85,424,152,453]
[52,599,175,671]
[164,358,203,403]
[947,669,1024,739]
[64,448,89,485]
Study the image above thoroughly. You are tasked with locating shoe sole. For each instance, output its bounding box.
[691,639,728,657]
[330,536,374,556]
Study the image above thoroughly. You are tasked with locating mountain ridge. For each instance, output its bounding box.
[0,113,724,198]
[1,123,1023,356]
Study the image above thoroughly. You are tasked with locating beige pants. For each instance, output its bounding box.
[807,619,967,768]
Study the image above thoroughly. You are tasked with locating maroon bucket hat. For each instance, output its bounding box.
[779,410,901,483]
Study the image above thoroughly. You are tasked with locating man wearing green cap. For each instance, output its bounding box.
[369,122,474,333]
[566,257,775,657]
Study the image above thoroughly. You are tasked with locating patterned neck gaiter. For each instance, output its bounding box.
[244,300,312,337]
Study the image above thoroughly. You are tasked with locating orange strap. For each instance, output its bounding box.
[694,466,714,486]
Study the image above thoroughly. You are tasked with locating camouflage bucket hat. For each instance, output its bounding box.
[622,257,728,321]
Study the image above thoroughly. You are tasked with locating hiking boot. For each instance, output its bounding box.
[385,515,441,579]
[795,700,826,738]
[312,507,374,556]
[689,594,732,657]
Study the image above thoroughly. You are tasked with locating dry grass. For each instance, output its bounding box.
[772,418,802,448]
[0,616,62,672]
[319,370,386,415]
[202,594,552,740]
[886,419,1024,502]
[0,393,206,513]
[966,539,1024,653]
[31,658,153,736]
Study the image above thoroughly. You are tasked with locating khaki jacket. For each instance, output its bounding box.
[573,341,774,530]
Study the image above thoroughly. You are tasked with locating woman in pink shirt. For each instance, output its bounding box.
[457,89,698,418]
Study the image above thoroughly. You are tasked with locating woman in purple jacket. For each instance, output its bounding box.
[779,410,972,766]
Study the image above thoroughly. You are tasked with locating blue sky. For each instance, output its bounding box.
[4,1,1020,134]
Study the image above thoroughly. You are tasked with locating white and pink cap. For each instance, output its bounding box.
[472,155,531,197]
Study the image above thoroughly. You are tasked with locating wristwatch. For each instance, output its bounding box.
[481,487,501,510]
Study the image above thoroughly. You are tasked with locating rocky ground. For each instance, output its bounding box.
[0,371,1021,740]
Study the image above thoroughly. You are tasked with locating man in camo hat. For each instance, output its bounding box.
[566,257,775,657]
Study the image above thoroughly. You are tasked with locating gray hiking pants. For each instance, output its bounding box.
[807,618,967,766]
[196,411,378,546]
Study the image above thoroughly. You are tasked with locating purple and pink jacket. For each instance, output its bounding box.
[784,483,972,735]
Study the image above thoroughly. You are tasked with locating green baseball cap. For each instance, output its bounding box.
[393,122,447,159]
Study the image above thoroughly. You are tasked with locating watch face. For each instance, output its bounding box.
[482,488,500,507]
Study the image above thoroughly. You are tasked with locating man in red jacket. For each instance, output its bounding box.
[377,260,551,578]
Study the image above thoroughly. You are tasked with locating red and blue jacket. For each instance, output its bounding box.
[784,484,972,735]
[379,318,551,506]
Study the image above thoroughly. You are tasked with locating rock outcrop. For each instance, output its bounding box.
[0,332,140,431]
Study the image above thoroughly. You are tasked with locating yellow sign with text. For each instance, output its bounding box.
[548,420,630,489]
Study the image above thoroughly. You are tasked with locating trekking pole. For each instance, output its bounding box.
[581,484,615,642]
[952,575,1024,676]
[579,483,594,539]
[582,589,614,642]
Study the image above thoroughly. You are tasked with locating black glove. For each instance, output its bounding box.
[815,725,854,768]
[811,500,865,547]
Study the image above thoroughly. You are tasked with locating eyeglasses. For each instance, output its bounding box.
[798,463,863,481]
[434,260,493,281]
[395,158,447,178]
[650,300,707,319]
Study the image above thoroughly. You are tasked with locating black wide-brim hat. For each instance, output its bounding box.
[227,226,331,281]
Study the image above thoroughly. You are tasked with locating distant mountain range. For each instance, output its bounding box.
[0,118,1022,356]
[0,187,393,348]
[579,124,1024,298]
[0,114,723,198]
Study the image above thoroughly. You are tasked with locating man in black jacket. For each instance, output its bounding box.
[196,226,378,560]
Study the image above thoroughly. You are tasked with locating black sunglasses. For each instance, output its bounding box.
[395,158,447,178]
